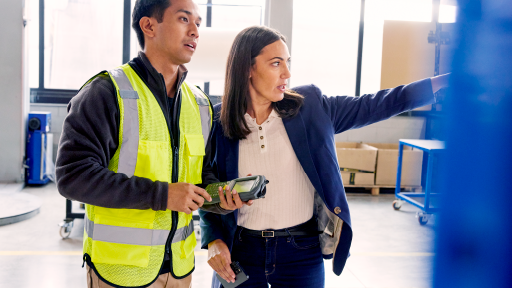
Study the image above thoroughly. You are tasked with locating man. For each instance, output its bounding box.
[56,0,218,287]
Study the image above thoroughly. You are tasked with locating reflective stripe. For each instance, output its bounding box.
[194,96,209,106]
[85,216,170,246]
[171,220,195,244]
[187,83,211,147]
[110,68,139,177]
[198,105,211,147]
[120,90,139,99]
[110,68,134,91]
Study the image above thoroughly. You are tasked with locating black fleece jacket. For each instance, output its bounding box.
[56,52,216,211]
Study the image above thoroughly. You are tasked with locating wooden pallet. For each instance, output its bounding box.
[344,185,422,196]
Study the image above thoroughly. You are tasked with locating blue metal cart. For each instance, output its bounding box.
[393,139,445,225]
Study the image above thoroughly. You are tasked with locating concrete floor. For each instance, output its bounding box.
[0,183,436,288]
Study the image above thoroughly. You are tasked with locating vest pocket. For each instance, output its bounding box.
[184,134,205,184]
[134,140,170,182]
[91,211,155,268]
[92,241,151,267]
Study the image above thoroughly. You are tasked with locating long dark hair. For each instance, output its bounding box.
[220,26,304,140]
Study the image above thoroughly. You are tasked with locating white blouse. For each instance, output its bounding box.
[237,110,315,230]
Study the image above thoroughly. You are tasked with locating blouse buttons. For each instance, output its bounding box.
[260,136,264,139]
[259,127,262,130]
[261,145,265,149]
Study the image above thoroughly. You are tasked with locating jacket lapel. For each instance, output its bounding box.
[283,114,324,195]
[222,136,240,223]
[224,137,239,180]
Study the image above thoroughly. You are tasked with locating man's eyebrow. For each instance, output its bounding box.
[177,9,202,21]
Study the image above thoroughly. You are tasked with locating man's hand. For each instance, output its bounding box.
[208,239,236,283]
[167,183,212,214]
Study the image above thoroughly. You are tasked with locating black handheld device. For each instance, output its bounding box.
[205,175,268,204]
[215,261,249,288]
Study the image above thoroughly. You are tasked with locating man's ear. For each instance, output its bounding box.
[140,16,157,39]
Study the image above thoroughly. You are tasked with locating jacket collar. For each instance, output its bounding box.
[137,51,188,95]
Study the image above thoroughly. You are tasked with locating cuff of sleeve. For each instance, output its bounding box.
[201,233,225,250]
[405,77,436,107]
[199,203,233,215]
[215,203,232,215]
[152,181,168,211]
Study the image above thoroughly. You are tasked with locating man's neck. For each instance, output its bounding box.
[144,50,180,98]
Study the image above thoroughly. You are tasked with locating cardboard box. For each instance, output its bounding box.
[340,171,375,186]
[335,142,378,172]
[367,143,423,186]
[380,21,455,112]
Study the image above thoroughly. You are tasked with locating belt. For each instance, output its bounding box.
[242,229,322,237]
[239,218,321,238]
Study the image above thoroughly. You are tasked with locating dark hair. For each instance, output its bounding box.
[132,0,172,49]
[221,26,304,140]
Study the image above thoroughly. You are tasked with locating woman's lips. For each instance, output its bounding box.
[277,85,286,92]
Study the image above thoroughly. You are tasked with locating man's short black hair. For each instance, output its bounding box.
[132,0,172,49]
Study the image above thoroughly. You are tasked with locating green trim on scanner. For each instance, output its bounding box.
[205,175,268,204]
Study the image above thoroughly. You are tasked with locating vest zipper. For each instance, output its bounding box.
[166,146,180,255]
[164,77,183,262]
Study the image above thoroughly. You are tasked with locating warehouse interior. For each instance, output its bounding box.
[1,0,511,288]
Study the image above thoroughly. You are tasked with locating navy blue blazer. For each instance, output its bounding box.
[199,78,435,284]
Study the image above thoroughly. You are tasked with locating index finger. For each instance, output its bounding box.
[193,185,212,202]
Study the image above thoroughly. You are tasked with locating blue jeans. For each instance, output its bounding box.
[229,226,325,288]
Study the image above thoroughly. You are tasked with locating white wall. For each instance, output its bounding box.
[334,117,426,143]
[265,0,293,53]
[0,0,29,183]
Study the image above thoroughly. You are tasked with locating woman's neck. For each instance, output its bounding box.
[246,99,273,125]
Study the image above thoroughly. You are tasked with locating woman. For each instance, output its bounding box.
[199,26,448,288]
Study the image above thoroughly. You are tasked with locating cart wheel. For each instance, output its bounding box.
[59,219,74,239]
[417,213,429,225]
[392,200,402,210]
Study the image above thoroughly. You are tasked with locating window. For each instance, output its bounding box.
[291,0,457,97]
[29,0,123,90]
[45,0,124,89]
[188,0,266,100]
[30,0,266,104]
[291,0,361,96]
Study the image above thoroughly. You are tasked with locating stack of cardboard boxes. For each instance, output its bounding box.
[336,142,377,186]
[335,142,423,189]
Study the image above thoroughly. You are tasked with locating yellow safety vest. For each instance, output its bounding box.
[81,64,212,287]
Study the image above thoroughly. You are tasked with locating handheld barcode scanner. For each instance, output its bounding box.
[205,175,268,204]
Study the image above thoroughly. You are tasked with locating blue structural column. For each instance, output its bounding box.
[433,1,512,288]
